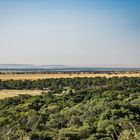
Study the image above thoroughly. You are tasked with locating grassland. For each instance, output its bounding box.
[0,90,42,99]
[0,72,140,80]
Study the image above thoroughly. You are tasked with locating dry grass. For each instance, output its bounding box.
[0,90,42,99]
[0,72,140,80]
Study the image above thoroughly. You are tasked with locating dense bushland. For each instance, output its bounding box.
[0,77,140,140]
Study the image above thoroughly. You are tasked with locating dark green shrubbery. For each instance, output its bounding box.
[0,77,140,139]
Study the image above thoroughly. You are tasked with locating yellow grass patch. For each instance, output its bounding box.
[0,90,42,99]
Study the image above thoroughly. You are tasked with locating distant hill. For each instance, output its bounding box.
[0,64,140,72]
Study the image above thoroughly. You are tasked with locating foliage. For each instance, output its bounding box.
[0,77,140,139]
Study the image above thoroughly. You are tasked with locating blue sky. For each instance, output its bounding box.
[0,0,140,67]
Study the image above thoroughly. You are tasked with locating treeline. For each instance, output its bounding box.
[0,71,115,74]
[0,71,139,75]
[0,77,140,139]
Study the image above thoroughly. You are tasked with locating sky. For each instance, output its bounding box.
[0,0,140,67]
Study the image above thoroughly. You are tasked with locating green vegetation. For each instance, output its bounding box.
[0,77,140,140]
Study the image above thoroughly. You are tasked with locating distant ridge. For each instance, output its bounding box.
[0,64,140,72]
[0,64,68,69]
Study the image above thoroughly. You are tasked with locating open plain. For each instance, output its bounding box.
[0,72,140,80]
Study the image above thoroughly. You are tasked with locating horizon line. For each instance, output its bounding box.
[0,64,140,68]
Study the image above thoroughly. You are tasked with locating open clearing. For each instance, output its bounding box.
[0,72,140,80]
[0,90,42,99]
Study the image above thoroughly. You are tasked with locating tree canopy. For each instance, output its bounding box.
[0,77,140,140]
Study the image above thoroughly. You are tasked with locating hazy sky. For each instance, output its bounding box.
[0,0,140,66]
